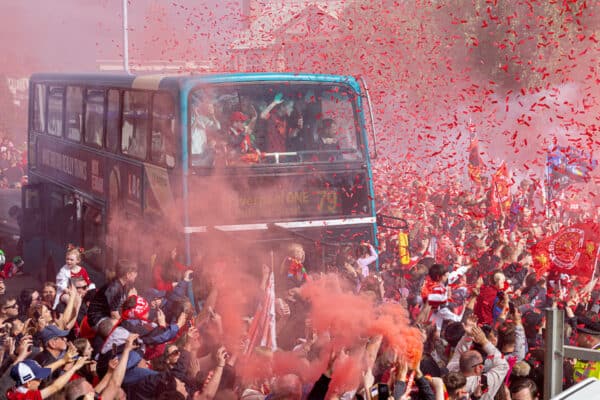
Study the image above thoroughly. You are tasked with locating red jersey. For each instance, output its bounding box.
[7,388,42,400]
[71,267,92,286]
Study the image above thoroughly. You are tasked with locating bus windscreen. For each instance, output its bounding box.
[189,83,363,167]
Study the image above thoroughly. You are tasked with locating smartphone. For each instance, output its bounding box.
[111,343,118,358]
[378,384,390,400]
[509,302,515,315]
[480,374,488,392]
[370,385,379,399]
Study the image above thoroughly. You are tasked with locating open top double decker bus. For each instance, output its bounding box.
[23,72,378,283]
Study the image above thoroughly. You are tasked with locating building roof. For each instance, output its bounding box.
[232,1,345,50]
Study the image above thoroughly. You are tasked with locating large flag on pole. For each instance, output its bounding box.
[467,121,486,184]
[468,137,485,184]
[490,161,512,218]
[531,222,600,285]
[546,145,597,200]
[244,271,277,354]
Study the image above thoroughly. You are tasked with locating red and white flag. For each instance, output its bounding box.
[244,271,277,354]
[490,161,512,218]
[531,222,600,285]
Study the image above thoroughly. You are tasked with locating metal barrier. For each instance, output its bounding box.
[544,308,600,399]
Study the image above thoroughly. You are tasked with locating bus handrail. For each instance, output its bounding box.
[358,76,378,160]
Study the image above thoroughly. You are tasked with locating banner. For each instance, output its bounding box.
[244,271,277,354]
[531,222,600,284]
[490,162,512,218]
[547,145,597,200]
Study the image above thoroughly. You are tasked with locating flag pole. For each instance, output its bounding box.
[269,250,277,351]
[544,150,551,219]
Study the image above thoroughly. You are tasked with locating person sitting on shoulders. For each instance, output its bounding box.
[55,247,95,307]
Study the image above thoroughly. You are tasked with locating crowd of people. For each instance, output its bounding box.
[0,135,25,189]
[0,163,598,400]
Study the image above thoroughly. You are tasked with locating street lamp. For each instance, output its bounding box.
[123,0,130,74]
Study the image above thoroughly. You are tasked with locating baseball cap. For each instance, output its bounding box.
[39,325,70,344]
[10,360,51,385]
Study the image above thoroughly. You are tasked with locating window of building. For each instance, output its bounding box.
[85,90,105,147]
[66,87,83,141]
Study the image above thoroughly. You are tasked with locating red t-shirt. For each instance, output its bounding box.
[71,267,92,286]
[7,388,42,400]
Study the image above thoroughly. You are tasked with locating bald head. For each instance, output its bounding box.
[271,374,302,400]
[459,350,484,376]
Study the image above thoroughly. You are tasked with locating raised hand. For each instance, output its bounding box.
[464,314,478,335]
[16,335,33,357]
[64,342,79,364]
[157,309,167,327]
[125,333,140,351]
[216,346,228,367]
[108,357,119,371]
[471,325,488,345]
[73,356,90,370]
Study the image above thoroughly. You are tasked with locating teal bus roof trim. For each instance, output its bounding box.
[30,72,362,94]
[177,73,361,93]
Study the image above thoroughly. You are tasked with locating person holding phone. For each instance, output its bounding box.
[447,325,509,400]
[7,357,90,400]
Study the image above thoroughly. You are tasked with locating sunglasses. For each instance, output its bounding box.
[76,285,88,290]
[168,349,180,357]
[3,303,17,310]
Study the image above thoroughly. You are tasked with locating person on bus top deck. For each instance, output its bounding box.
[309,118,342,162]
[191,99,222,166]
[227,111,258,155]
[54,247,95,308]
[261,94,295,153]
